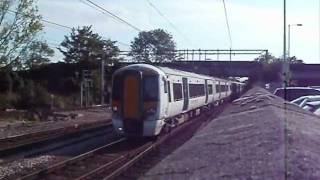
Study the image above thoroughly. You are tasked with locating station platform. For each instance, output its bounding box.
[141,87,320,179]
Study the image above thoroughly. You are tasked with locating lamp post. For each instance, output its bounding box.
[101,46,111,105]
[283,0,287,91]
[288,24,303,61]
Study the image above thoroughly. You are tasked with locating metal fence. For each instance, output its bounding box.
[118,49,268,62]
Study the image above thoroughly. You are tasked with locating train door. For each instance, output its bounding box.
[161,78,169,118]
[205,80,208,103]
[123,75,141,120]
[123,72,143,135]
[225,82,228,97]
[182,77,189,111]
[218,81,221,100]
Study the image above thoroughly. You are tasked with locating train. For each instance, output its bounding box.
[111,64,244,137]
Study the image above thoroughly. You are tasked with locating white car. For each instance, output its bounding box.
[291,95,320,115]
[291,95,320,107]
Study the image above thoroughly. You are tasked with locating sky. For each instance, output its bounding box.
[35,0,320,63]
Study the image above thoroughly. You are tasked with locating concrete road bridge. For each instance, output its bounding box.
[115,49,320,86]
[116,61,320,86]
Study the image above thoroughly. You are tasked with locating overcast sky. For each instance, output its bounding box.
[36,0,320,63]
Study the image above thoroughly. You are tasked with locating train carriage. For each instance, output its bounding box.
[111,64,244,137]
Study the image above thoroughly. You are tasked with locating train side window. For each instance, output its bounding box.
[173,83,182,101]
[189,84,205,98]
[208,84,213,94]
[168,81,171,102]
[221,85,225,92]
[222,85,226,92]
[216,85,220,93]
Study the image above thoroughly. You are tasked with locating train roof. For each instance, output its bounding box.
[157,66,213,80]
[115,64,242,83]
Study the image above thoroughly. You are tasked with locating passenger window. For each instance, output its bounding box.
[216,85,220,93]
[189,84,205,98]
[173,83,182,101]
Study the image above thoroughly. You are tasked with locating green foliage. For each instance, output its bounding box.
[0,93,17,110]
[130,29,176,63]
[0,0,54,70]
[0,70,12,92]
[16,79,50,108]
[255,53,304,64]
[11,71,24,91]
[0,69,51,109]
[22,41,54,68]
[60,77,79,95]
[253,53,303,83]
[58,26,119,64]
[288,56,304,64]
[254,53,280,64]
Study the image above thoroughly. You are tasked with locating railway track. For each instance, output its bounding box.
[19,103,227,180]
[0,120,111,156]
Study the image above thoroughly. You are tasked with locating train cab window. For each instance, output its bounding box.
[208,85,213,95]
[143,76,159,101]
[168,81,171,102]
[112,74,122,100]
[173,83,182,101]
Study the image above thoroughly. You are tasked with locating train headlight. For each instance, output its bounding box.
[112,106,118,112]
[146,108,156,115]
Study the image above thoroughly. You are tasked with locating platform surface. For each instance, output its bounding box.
[141,87,320,180]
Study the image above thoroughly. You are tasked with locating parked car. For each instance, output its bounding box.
[274,87,320,101]
[291,95,320,115]
[309,86,320,91]
[302,101,320,115]
[291,95,320,107]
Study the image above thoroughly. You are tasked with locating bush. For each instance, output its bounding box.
[0,70,12,92]
[16,80,51,109]
[0,93,17,110]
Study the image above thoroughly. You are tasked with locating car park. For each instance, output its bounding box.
[274,87,320,101]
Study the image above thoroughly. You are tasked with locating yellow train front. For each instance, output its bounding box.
[111,64,165,137]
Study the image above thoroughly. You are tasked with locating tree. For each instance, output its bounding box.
[130,29,176,63]
[255,53,304,64]
[0,0,53,70]
[22,41,54,68]
[58,26,119,64]
[288,56,304,64]
[254,53,279,64]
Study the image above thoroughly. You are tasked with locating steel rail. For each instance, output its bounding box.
[20,138,127,180]
[0,120,111,153]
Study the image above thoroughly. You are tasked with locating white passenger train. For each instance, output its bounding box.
[112,64,244,137]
